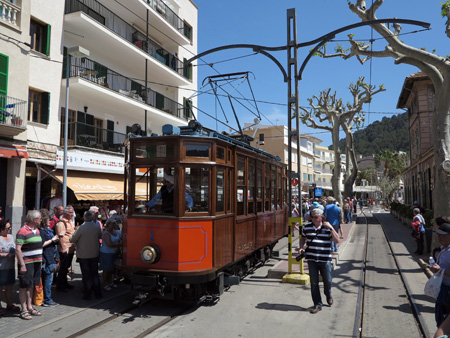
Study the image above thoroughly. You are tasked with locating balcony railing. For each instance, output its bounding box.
[0,94,27,129]
[61,121,127,153]
[0,0,20,28]
[64,0,191,80]
[145,0,190,40]
[63,56,192,121]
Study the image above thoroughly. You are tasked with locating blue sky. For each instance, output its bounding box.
[191,0,449,147]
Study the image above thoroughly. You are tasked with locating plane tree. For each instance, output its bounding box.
[299,77,385,203]
[315,0,450,219]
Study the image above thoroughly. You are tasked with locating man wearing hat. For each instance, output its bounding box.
[147,173,193,213]
[323,197,343,252]
[429,223,450,326]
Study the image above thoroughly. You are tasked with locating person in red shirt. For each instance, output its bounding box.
[49,205,64,230]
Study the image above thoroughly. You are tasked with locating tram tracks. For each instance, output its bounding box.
[353,209,430,338]
[65,296,197,338]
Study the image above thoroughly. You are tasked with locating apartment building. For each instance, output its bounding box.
[314,144,334,195]
[0,0,65,227]
[397,71,434,209]
[0,0,198,226]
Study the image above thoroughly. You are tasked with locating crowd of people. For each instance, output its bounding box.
[0,204,123,320]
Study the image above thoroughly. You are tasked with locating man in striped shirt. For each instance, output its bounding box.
[299,208,340,314]
[16,210,43,319]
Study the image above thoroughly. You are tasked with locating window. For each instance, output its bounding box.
[216,168,225,213]
[136,143,175,159]
[308,174,313,181]
[94,118,103,145]
[302,156,307,165]
[185,167,209,213]
[60,108,75,145]
[248,159,255,214]
[28,89,49,124]
[184,21,192,40]
[256,161,263,212]
[271,166,276,209]
[216,146,225,161]
[264,163,270,211]
[303,173,307,181]
[30,19,51,55]
[186,144,210,158]
[237,156,246,216]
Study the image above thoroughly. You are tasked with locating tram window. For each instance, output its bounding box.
[144,167,177,214]
[216,169,225,213]
[185,167,209,213]
[136,144,175,158]
[216,146,225,161]
[227,169,232,212]
[248,159,255,214]
[271,167,276,210]
[264,163,270,211]
[237,156,246,216]
[277,167,282,209]
[185,144,210,158]
[256,161,263,212]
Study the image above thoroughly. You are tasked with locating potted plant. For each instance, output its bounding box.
[11,115,23,126]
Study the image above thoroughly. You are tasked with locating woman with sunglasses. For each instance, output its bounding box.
[0,219,20,314]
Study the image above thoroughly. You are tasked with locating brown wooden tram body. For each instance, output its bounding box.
[122,124,288,301]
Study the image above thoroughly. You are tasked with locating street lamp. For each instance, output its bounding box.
[63,46,89,207]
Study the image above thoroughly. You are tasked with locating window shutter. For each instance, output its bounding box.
[0,54,8,101]
[107,119,114,144]
[45,24,51,56]
[41,92,50,124]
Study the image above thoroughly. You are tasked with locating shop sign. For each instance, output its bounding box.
[56,151,124,174]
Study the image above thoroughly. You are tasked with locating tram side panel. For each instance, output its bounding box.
[234,217,257,261]
[256,213,274,249]
[213,216,234,268]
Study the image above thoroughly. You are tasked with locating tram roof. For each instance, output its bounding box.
[129,124,282,163]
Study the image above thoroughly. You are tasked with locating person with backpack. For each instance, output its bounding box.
[412,208,426,255]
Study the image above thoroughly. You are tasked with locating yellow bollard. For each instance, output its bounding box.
[282,217,310,285]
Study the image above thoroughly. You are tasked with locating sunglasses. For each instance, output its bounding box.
[4,227,11,230]
[312,216,322,219]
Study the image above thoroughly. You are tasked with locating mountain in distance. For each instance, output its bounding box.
[335,112,409,156]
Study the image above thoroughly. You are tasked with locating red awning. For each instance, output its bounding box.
[0,144,28,159]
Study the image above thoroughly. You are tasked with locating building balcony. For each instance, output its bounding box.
[63,57,191,122]
[64,0,192,87]
[0,94,27,136]
[60,121,126,153]
[0,0,21,30]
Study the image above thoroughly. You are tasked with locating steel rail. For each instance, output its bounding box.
[375,213,430,338]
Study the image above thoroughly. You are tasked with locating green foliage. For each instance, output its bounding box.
[337,113,409,155]
[423,210,434,228]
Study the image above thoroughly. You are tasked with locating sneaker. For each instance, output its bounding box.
[43,301,59,307]
[104,285,112,291]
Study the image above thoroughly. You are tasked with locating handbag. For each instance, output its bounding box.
[424,269,445,299]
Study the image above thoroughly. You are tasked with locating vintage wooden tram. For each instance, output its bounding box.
[122,121,289,302]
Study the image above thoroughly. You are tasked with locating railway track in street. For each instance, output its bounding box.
[353,209,431,338]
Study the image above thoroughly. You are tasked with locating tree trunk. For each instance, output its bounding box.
[343,131,358,199]
[331,123,343,204]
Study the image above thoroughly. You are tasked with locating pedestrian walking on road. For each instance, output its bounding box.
[324,197,342,252]
[412,208,425,255]
[298,208,340,314]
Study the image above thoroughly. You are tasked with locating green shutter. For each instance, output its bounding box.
[45,24,51,56]
[0,54,8,99]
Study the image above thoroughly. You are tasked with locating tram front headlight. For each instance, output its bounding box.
[140,244,160,264]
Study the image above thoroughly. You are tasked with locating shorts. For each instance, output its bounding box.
[18,262,41,289]
[0,269,15,286]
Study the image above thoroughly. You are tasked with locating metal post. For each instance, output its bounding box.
[63,53,70,207]
[282,9,309,285]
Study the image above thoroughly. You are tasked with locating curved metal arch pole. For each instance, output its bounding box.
[298,18,430,80]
